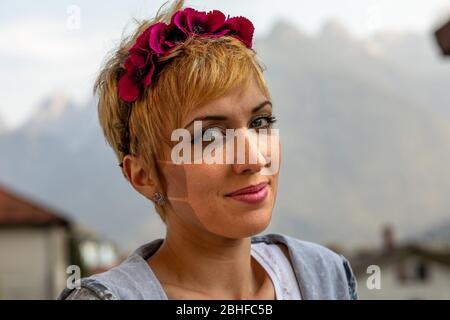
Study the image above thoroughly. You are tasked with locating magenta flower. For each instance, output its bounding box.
[118,8,255,103]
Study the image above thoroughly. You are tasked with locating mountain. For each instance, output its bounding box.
[0,114,5,134]
[1,20,450,251]
[22,92,99,153]
[320,19,352,40]
[257,20,450,247]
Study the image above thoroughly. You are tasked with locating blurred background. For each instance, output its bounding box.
[1,0,450,299]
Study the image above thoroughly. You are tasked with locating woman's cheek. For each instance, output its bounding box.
[186,163,226,190]
[160,162,189,199]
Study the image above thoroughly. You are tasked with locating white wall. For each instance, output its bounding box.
[0,226,69,299]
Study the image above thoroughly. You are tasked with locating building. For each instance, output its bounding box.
[0,183,119,299]
[435,19,450,56]
[349,225,450,299]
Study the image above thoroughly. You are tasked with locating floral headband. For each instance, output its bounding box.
[118,7,255,103]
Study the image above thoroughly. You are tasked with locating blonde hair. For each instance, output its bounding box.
[94,0,271,222]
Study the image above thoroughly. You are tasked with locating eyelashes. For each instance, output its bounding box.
[251,115,277,129]
[190,114,278,145]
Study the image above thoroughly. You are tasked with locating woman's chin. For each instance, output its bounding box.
[207,212,272,239]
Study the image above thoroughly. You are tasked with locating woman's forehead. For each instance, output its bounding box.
[182,81,269,124]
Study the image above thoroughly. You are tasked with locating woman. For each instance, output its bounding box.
[59,0,358,300]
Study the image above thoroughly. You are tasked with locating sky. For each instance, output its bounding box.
[1,0,449,130]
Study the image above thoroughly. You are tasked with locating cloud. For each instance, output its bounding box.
[0,20,89,62]
[0,18,114,128]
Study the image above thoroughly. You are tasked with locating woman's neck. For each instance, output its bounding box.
[147,222,275,299]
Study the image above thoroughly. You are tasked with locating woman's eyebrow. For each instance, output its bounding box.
[184,115,227,129]
[184,100,272,129]
[252,100,272,113]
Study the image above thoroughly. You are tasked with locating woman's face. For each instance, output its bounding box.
[158,78,281,239]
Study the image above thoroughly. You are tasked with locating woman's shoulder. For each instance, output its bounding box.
[58,239,168,300]
[252,232,358,299]
[58,260,166,300]
[251,232,345,263]
[59,278,117,300]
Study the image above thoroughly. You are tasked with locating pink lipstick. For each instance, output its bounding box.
[226,182,269,204]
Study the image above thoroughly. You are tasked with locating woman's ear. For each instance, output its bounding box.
[122,154,158,201]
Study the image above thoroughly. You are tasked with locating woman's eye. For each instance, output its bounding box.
[250,116,277,129]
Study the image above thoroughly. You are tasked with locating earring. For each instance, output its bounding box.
[153,192,165,206]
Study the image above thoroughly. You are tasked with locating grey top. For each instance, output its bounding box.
[58,232,358,300]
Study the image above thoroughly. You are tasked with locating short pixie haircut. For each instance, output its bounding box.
[94,0,271,222]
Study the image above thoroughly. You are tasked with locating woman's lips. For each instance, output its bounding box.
[225,182,269,204]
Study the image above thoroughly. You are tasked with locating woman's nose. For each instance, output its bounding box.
[231,128,271,175]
